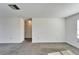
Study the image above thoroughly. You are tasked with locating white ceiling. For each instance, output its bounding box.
[0,3,79,18]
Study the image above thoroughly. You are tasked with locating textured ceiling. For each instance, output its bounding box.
[0,3,79,18]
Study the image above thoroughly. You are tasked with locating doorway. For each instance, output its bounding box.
[24,18,32,42]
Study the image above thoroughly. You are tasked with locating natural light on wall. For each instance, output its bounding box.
[77,20,79,38]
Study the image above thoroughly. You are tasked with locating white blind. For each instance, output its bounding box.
[77,20,79,38]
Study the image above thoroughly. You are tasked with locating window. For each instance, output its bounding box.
[77,20,79,38]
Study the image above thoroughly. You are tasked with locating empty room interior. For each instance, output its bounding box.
[1,3,79,55]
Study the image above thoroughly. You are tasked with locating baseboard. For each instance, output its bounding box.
[32,41,67,44]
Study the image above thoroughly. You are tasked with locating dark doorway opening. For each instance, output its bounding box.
[24,18,32,42]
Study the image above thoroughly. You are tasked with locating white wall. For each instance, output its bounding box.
[66,13,79,48]
[0,17,24,43]
[32,18,66,43]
